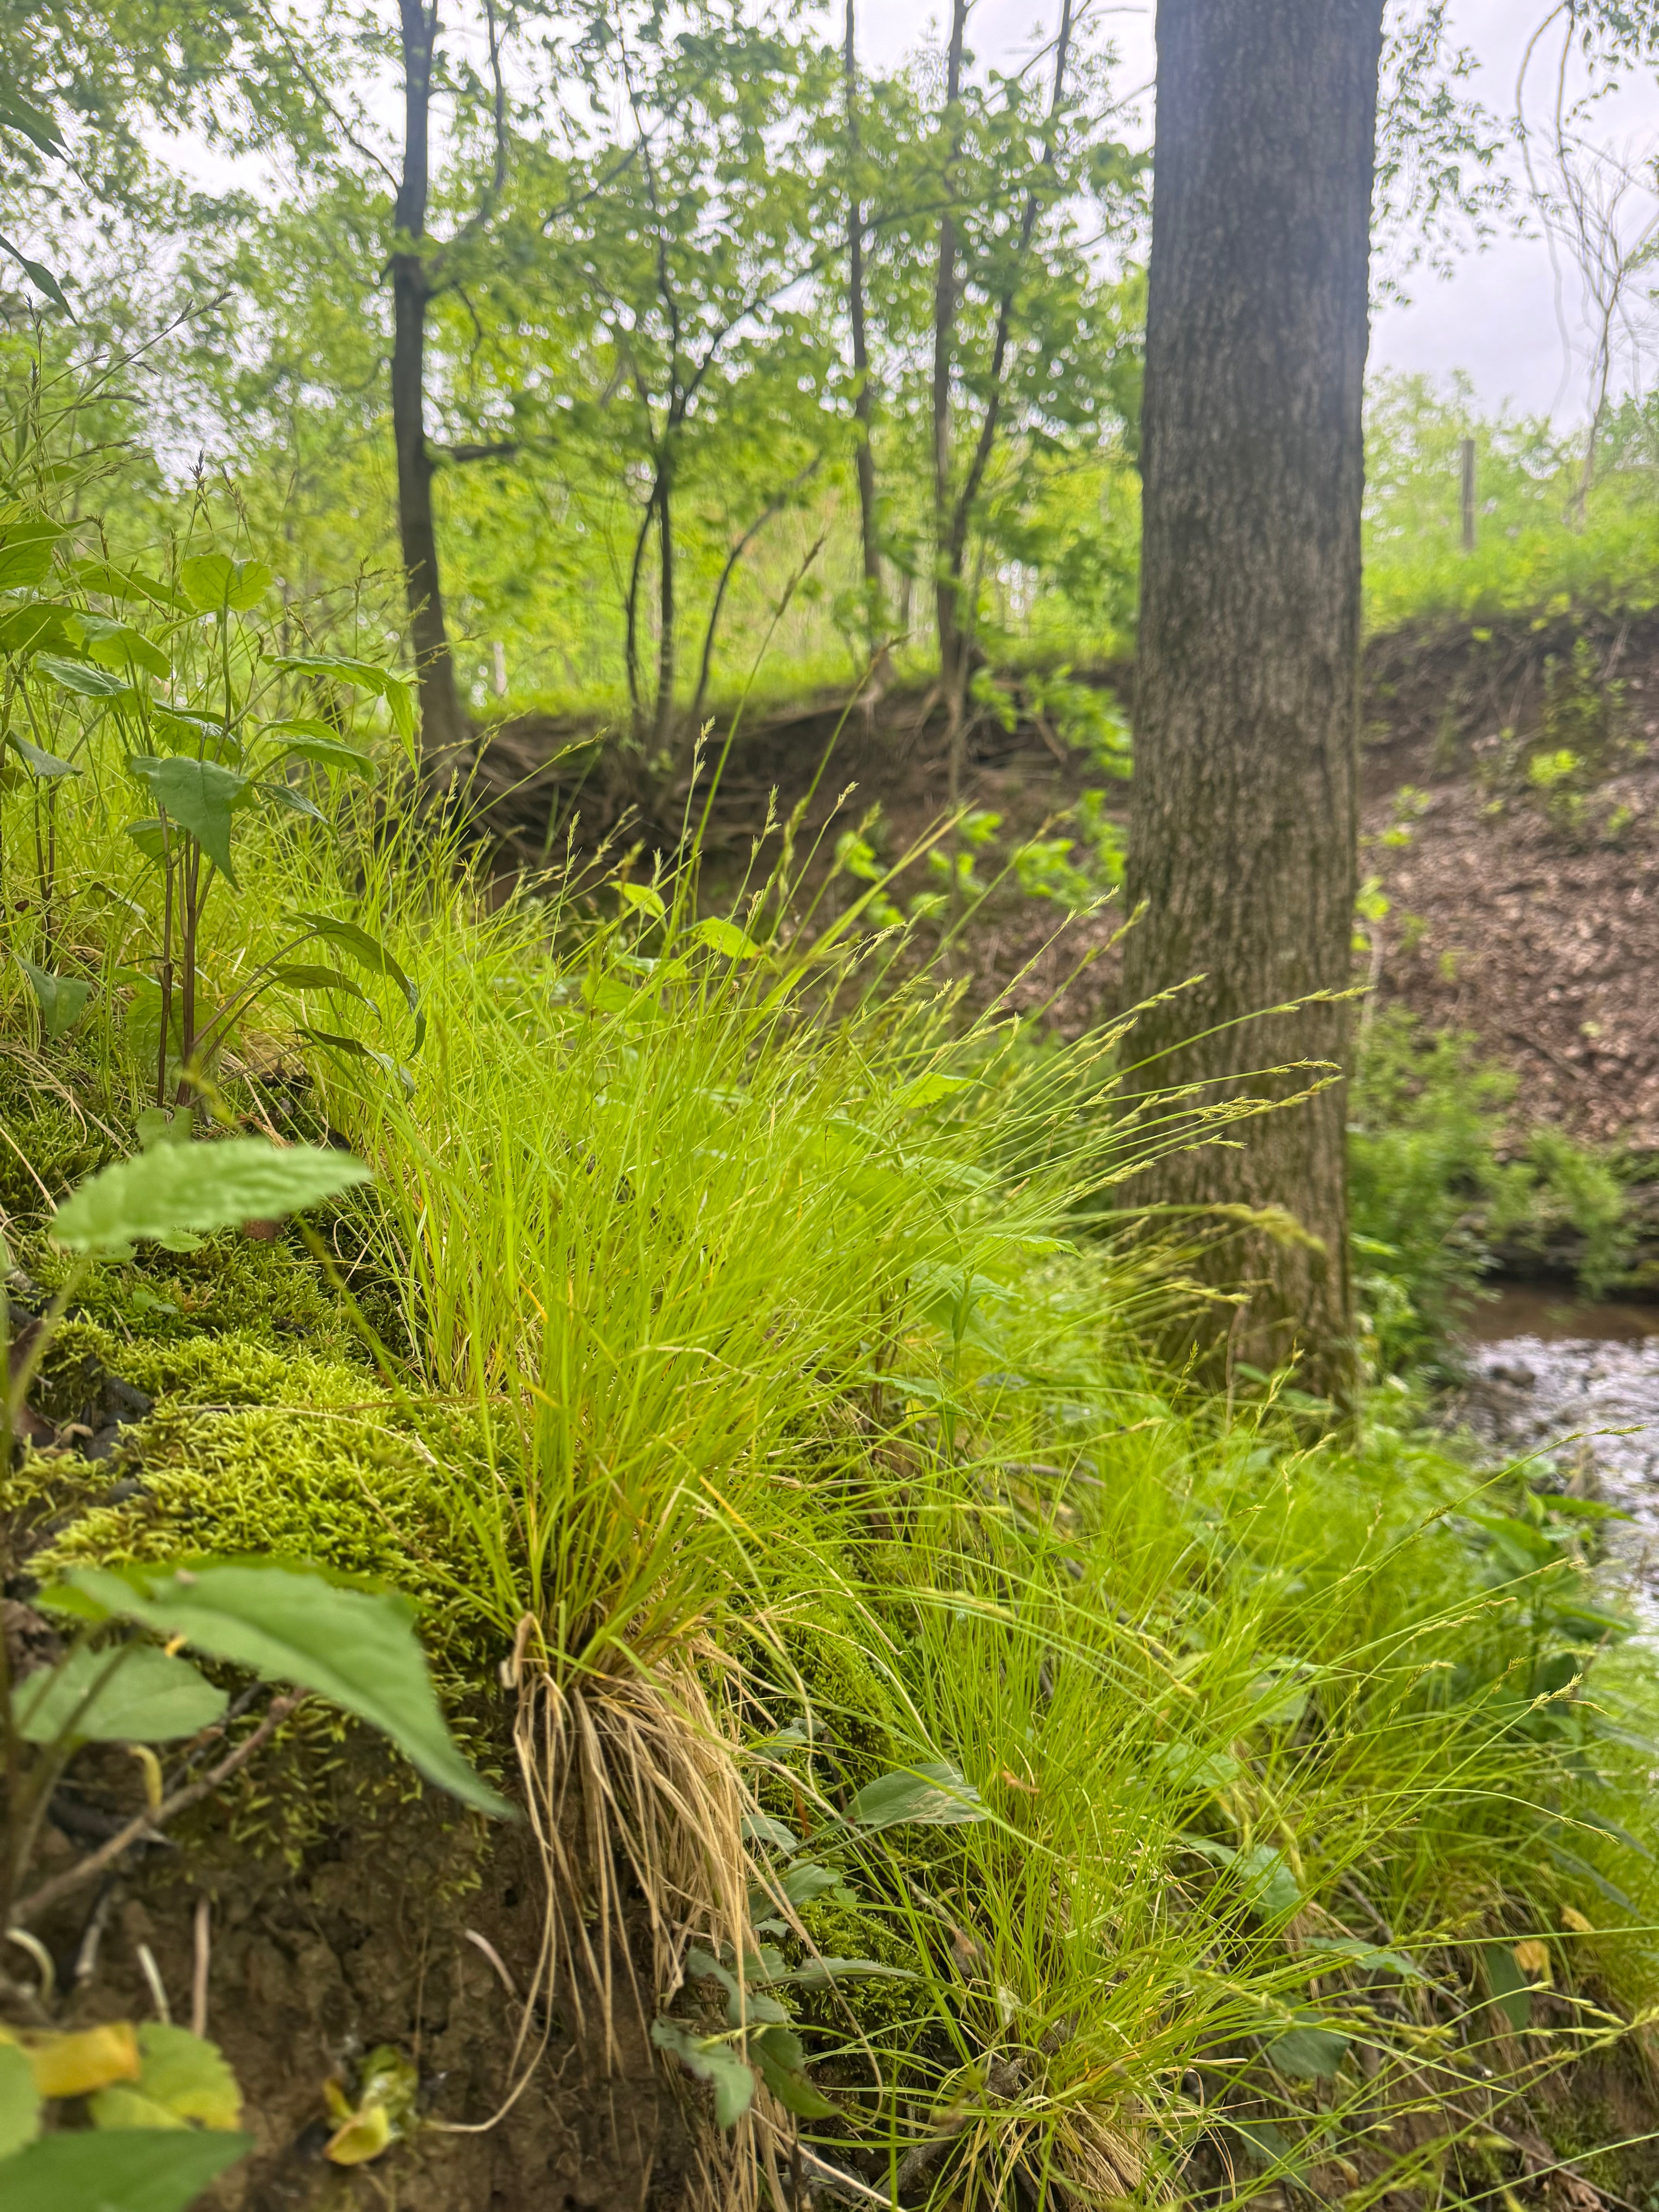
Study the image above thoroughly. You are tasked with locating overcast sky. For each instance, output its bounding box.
[863,0,1659,424]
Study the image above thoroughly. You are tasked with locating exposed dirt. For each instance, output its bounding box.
[465,610,1659,1149]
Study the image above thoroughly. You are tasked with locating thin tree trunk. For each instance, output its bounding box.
[392,0,468,793]
[652,456,677,754]
[1121,0,1385,1401]
[845,0,884,666]
[931,0,969,705]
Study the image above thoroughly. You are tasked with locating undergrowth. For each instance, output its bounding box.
[2,407,1659,2202]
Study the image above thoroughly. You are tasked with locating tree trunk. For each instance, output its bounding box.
[652,456,677,754]
[930,0,969,711]
[392,0,468,793]
[1121,0,1384,1400]
[845,0,885,664]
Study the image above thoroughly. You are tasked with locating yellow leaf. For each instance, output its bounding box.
[1513,1939,1552,1983]
[89,2083,191,2131]
[1561,1906,1594,1935]
[325,2100,393,2165]
[31,2021,141,2097]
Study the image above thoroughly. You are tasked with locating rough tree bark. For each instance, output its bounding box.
[392,0,469,792]
[1121,0,1385,1399]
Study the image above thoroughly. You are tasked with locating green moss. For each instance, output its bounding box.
[26,1331,505,1677]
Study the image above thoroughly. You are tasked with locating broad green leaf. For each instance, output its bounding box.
[0,2127,251,2212]
[1480,1941,1533,2033]
[149,709,241,766]
[691,917,763,960]
[0,600,77,658]
[124,817,168,866]
[37,653,129,698]
[17,957,92,1041]
[847,1760,986,1831]
[258,780,326,821]
[136,1108,191,1151]
[13,1643,226,1745]
[618,881,666,920]
[778,1861,849,1910]
[1181,1834,1302,1917]
[127,756,247,884]
[741,1810,798,1851]
[895,1072,975,1110]
[1265,2014,1349,2079]
[42,1561,510,1817]
[52,1137,372,1254]
[299,1029,415,1093]
[5,730,78,779]
[289,912,421,1043]
[179,554,271,615]
[0,234,71,314]
[272,654,414,741]
[1150,1740,1242,1794]
[752,2026,838,2118]
[271,965,376,1010]
[650,2019,754,2129]
[0,2044,40,2160]
[89,2027,241,2134]
[71,561,191,613]
[73,615,170,680]
[0,515,60,592]
[268,728,378,781]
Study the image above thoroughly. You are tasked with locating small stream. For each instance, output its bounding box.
[1458,1285,1659,1624]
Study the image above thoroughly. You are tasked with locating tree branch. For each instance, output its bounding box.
[12,1694,309,1927]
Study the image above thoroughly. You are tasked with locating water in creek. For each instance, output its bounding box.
[1458,1285,1659,1625]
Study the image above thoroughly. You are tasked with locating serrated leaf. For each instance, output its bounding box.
[179,554,271,615]
[650,2019,755,2129]
[127,755,246,884]
[94,2027,241,2133]
[53,1137,371,1253]
[13,1643,226,1745]
[41,1560,509,1817]
[0,515,60,592]
[17,956,92,1041]
[148,709,240,766]
[0,2044,40,2159]
[0,2127,251,2212]
[895,1072,974,1110]
[847,1760,986,1830]
[691,916,763,960]
[5,728,78,778]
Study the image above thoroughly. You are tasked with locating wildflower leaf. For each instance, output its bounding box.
[0,2127,251,2211]
[847,1760,987,1831]
[12,1643,226,1745]
[52,1137,371,1253]
[0,2044,41,2159]
[651,2018,755,2129]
